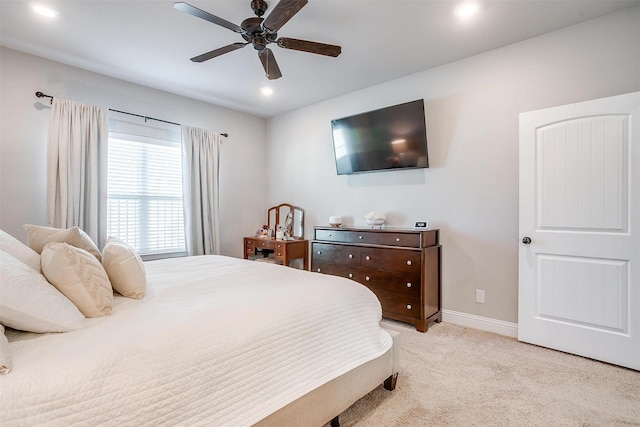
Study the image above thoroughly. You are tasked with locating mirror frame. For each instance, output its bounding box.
[268,203,304,239]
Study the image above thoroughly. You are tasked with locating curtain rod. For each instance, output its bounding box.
[35,91,228,138]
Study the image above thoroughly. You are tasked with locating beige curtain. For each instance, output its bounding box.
[47,97,108,247]
[181,125,221,255]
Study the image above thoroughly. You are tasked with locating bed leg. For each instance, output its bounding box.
[330,415,340,427]
[383,373,398,391]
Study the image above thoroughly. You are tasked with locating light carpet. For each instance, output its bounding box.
[331,320,640,426]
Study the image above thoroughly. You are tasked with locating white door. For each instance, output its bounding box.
[519,92,640,370]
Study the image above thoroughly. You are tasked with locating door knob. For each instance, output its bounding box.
[522,236,532,244]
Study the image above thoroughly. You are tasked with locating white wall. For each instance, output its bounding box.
[0,47,267,257]
[266,6,640,324]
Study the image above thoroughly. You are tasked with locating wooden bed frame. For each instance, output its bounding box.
[255,328,399,426]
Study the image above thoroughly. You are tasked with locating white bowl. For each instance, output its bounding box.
[365,219,385,226]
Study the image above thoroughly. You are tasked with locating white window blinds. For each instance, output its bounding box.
[107,114,185,257]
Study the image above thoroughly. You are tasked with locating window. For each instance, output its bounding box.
[107,117,185,257]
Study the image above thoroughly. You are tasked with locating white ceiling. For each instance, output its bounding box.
[1,0,638,117]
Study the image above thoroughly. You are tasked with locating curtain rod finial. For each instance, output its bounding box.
[35,91,53,104]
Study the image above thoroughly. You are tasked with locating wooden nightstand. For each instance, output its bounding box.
[244,237,309,270]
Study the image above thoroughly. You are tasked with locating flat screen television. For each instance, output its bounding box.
[330,99,429,175]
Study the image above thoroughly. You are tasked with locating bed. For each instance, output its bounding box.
[1,253,398,426]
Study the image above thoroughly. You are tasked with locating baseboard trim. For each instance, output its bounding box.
[442,309,518,338]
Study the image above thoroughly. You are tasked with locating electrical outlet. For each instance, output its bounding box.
[475,289,485,304]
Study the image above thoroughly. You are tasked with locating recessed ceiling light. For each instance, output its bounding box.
[455,2,479,20]
[260,87,273,96]
[32,4,58,18]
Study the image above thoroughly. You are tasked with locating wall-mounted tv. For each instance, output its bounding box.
[330,99,429,175]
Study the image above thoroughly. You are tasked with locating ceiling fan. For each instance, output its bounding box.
[173,0,342,80]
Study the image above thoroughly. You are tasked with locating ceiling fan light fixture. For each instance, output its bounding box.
[455,2,480,20]
[32,3,58,18]
[253,37,267,50]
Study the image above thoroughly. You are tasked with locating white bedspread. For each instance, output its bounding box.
[1,255,392,426]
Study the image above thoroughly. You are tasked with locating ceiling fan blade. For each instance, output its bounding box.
[173,2,242,33]
[277,38,341,57]
[191,43,247,63]
[262,0,308,33]
[258,48,282,80]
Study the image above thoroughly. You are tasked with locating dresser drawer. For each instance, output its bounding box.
[273,241,286,260]
[244,238,258,256]
[359,247,421,273]
[368,288,420,319]
[376,232,420,248]
[245,239,255,249]
[358,269,421,297]
[315,229,350,243]
[312,242,360,265]
[247,238,275,250]
[312,261,359,281]
[315,229,377,245]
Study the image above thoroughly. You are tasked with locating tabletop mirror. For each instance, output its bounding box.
[268,203,304,239]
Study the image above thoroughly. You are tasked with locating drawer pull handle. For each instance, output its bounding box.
[317,268,322,273]
[348,254,353,259]
[277,252,281,256]
[358,235,363,239]
[406,283,412,288]
[317,250,322,255]
[348,273,353,278]
[365,276,370,281]
[396,238,400,242]
[406,304,412,310]
[365,256,371,261]
[406,260,412,266]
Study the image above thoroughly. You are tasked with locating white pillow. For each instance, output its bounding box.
[102,237,146,299]
[0,324,12,375]
[41,242,113,318]
[0,229,40,271]
[0,250,86,333]
[24,224,102,261]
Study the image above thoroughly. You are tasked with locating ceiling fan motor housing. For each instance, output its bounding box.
[241,16,278,48]
[241,17,264,37]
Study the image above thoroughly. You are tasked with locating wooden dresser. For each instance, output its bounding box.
[311,226,441,332]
